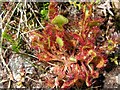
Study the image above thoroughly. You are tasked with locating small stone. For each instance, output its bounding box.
[15,74,21,81]
[117,74,120,84]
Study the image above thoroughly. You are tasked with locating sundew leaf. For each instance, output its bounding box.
[85,9,89,20]
[47,37,50,48]
[61,75,78,88]
[48,1,59,21]
[88,21,100,27]
[86,75,92,87]
[56,36,64,48]
[70,57,77,62]
[52,15,69,27]
[92,56,105,68]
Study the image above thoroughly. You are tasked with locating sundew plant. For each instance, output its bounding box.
[30,0,119,89]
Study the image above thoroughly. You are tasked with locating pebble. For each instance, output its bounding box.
[116,74,120,84]
[15,74,21,82]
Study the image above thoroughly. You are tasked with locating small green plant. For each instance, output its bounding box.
[3,31,21,53]
[40,3,49,20]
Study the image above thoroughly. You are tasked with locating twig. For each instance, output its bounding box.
[0,79,8,84]
[16,52,38,59]
[26,76,42,83]
[0,3,20,83]
[21,27,43,35]
[8,80,11,88]
[3,45,12,57]
[3,3,20,31]
[1,3,20,51]
[29,3,45,29]
[0,55,14,81]
[6,24,18,30]
[16,5,23,38]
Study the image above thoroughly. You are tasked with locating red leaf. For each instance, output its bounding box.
[91,70,99,78]
[37,53,52,62]
[48,0,59,21]
[86,75,92,87]
[71,33,85,45]
[45,77,55,88]
[91,56,106,69]
[61,73,78,88]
